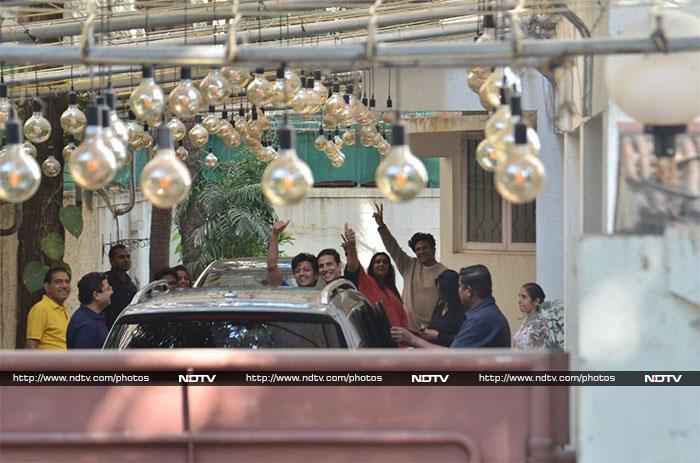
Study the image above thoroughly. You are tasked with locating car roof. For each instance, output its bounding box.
[193,257,294,288]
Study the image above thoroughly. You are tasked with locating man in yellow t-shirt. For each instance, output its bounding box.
[26,267,72,350]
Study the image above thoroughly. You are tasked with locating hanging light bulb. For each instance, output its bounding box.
[202,106,221,134]
[314,125,327,151]
[69,104,118,190]
[105,89,129,145]
[377,139,391,156]
[262,122,313,206]
[42,150,61,178]
[130,65,165,124]
[100,107,128,169]
[22,142,38,158]
[360,125,378,147]
[199,68,231,106]
[476,138,505,172]
[333,128,344,150]
[303,77,323,115]
[140,125,192,208]
[246,107,262,141]
[375,123,428,203]
[502,96,541,154]
[382,96,397,125]
[23,100,52,144]
[204,146,218,167]
[166,117,186,142]
[62,138,77,163]
[312,71,329,104]
[485,88,512,139]
[246,68,273,108]
[285,69,302,94]
[175,142,189,161]
[495,123,547,204]
[262,143,279,162]
[339,93,355,127]
[467,15,496,93]
[479,67,522,111]
[0,83,10,131]
[168,67,202,120]
[342,128,356,146]
[221,67,251,90]
[141,124,154,150]
[188,115,209,149]
[270,67,295,109]
[257,108,270,131]
[323,82,345,118]
[126,110,145,149]
[60,91,87,136]
[322,111,339,129]
[0,119,42,203]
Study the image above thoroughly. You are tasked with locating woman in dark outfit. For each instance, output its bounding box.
[391,269,466,347]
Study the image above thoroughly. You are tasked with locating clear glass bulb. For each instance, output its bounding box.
[141,147,192,209]
[479,67,522,110]
[69,125,118,190]
[246,119,262,141]
[168,77,202,119]
[42,154,61,177]
[246,72,273,108]
[166,117,186,142]
[221,67,251,86]
[323,137,337,157]
[313,80,329,104]
[60,103,87,136]
[485,104,513,139]
[495,147,547,204]
[130,71,165,123]
[176,144,189,161]
[22,142,38,158]
[0,141,42,203]
[62,142,77,162]
[291,88,321,115]
[199,68,232,106]
[0,96,10,131]
[375,144,428,203]
[102,126,128,169]
[314,134,327,151]
[377,140,391,156]
[109,112,129,146]
[140,130,154,150]
[333,135,344,150]
[204,151,218,167]
[256,110,270,130]
[323,89,345,117]
[24,111,52,144]
[347,94,365,121]
[285,70,302,94]
[476,137,507,172]
[202,112,221,134]
[270,71,298,109]
[342,130,356,146]
[188,123,209,148]
[262,147,313,206]
[127,120,145,148]
[222,127,242,148]
[322,111,339,128]
[330,150,345,168]
[263,145,279,162]
[382,111,397,125]
[339,97,355,126]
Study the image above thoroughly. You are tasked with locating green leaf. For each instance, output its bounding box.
[40,232,65,261]
[59,205,83,238]
[23,261,49,293]
[84,190,94,211]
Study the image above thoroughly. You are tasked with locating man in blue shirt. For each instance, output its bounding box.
[390,264,511,348]
[67,272,113,349]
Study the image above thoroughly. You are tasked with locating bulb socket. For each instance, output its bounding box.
[318,125,324,135]
[343,94,350,104]
[144,122,150,131]
[300,76,307,88]
[142,65,154,78]
[86,104,100,127]
[32,99,42,113]
[208,105,215,113]
[391,124,405,146]
[255,67,265,75]
[0,83,7,98]
[156,125,172,149]
[95,95,105,106]
[194,115,202,123]
[276,68,285,79]
[499,87,507,105]
[332,82,340,93]
[510,96,522,116]
[180,67,192,80]
[314,70,322,80]
[101,108,111,128]
[5,120,22,144]
[221,110,228,119]
[347,84,354,95]
[387,97,393,108]
[362,96,368,106]
[105,91,116,110]
[307,78,315,89]
[68,91,78,105]
[369,97,376,108]
[514,123,528,145]
[278,127,293,149]
[251,106,258,120]
[646,124,686,158]
[128,110,136,120]
[239,105,245,117]
[484,14,495,29]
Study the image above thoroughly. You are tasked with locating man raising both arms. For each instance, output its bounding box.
[374,203,447,330]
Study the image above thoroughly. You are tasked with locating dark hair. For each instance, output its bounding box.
[436,269,461,313]
[367,252,401,301]
[172,265,190,277]
[522,282,546,306]
[459,264,492,299]
[108,244,128,260]
[77,272,106,304]
[44,267,71,284]
[292,253,318,274]
[317,248,341,265]
[152,267,177,282]
[408,232,436,252]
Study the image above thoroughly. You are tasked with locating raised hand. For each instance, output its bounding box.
[340,223,356,253]
[372,202,385,228]
[272,219,290,236]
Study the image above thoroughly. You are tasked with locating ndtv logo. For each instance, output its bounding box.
[644,374,682,383]
[178,374,217,383]
[411,374,450,383]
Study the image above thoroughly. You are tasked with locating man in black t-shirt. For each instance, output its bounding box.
[103,244,138,329]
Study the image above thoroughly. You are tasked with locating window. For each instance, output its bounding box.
[460,134,536,252]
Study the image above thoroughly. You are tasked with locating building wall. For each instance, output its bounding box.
[0,204,19,349]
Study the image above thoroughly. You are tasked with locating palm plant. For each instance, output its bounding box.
[175,158,278,274]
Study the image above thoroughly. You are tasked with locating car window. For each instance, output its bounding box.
[199,268,298,288]
[105,311,347,349]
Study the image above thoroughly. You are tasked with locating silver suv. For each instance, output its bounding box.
[104,280,397,349]
[194,257,295,288]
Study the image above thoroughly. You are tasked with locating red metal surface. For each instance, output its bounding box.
[0,350,572,463]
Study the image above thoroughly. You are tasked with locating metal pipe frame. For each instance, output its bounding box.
[1,35,698,67]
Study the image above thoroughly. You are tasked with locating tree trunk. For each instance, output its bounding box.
[177,123,204,273]
[16,93,68,347]
[148,206,173,280]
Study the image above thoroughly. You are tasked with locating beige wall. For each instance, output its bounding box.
[0,203,18,348]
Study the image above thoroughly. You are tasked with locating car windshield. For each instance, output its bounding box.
[105,311,347,349]
[198,267,298,288]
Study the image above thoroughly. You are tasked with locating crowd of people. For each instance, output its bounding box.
[24,203,561,352]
